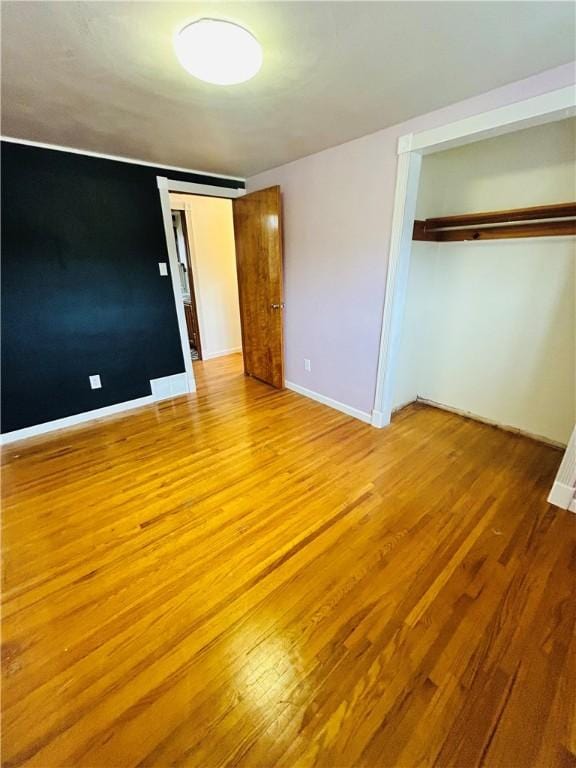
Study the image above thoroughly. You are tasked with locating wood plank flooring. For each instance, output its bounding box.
[2,354,574,768]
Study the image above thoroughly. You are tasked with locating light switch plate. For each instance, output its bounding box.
[89,374,102,389]
[159,262,168,276]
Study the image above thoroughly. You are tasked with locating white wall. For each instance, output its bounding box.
[415,119,576,218]
[394,118,575,445]
[392,242,438,410]
[170,193,242,360]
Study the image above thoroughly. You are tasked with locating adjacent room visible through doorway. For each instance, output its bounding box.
[170,194,242,365]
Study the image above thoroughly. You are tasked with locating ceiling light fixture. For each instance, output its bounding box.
[174,19,263,85]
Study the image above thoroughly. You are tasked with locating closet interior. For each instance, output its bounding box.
[394,117,575,448]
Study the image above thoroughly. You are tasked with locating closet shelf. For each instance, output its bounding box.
[413,202,576,242]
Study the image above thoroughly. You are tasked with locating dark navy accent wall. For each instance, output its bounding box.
[1,142,244,433]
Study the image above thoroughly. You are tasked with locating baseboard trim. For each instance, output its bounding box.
[0,395,155,445]
[202,347,242,360]
[373,398,418,427]
[1,371,195,446]
[417,397,567,450]
[391,398,418,415]
[547,425,576,511]
[285,381,372,424]
[371,409,391,428]
[548,481,576,512]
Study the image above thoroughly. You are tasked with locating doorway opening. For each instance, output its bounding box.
[170,194,243,366]
[157,177,285,394]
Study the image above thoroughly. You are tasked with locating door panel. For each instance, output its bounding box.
[233,186,284,389]
[183,301,200,354]
[179,210,203,360]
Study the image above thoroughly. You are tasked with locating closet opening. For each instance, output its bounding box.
[392,117,575,453]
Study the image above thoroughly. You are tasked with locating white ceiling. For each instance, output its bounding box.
[2,2,575,178]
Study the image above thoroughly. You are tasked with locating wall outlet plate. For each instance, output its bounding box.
[159,262,168,276]
[304,359,311,372]
[89,374,102,389]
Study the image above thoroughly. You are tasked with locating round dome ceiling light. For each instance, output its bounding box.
[174,19,263,85]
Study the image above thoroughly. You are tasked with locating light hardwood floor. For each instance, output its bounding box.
[2,354,574,768]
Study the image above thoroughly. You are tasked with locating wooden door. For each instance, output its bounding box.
[179,211,203,360]
[233,186,284,388]
[183,300,201,355]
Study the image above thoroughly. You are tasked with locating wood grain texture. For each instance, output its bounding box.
[2,354,575,768]
[180,210,203,359]
[412,219,437,242]
[413,202,576,242]
[433,219,576,242]
[233,186,284,389]
[426,202,576,229]
[183,302,200,356]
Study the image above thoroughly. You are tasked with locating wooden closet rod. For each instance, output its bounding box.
[413,202,576,242]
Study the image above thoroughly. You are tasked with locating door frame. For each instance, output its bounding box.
[156,176,245,393]
[371,85,576,429]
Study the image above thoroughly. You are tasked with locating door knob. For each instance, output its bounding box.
[270,303,285,309]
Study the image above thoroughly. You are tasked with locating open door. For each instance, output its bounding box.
[178,211,203,360]
[233,186,284,389]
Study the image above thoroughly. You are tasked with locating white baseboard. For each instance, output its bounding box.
[547,425,576,512]
[285,381,372,424]
[548,481,576,513]
[1,371,195,446]
[371,409,391,428]
[416,397,567,450]
[0,395,155,445]
[392,397,418,415]
[202,347,242,360]
[372,398,418,427]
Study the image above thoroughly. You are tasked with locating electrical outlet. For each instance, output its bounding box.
[89,374,102,389]
[304,359,311,372]
[159,262,168,276]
